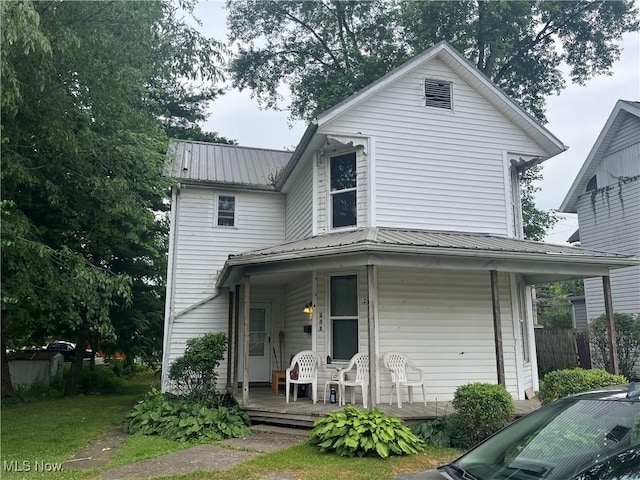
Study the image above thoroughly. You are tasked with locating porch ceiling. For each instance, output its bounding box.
[217,228,639,287]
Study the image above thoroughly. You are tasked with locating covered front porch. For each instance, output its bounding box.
[240,386,541,428]
[218,228,637,412]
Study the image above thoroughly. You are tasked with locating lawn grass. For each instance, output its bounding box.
[156,442,460,480]
[0,372,156,480]
[108,435,196,467]
[1,373,460,480]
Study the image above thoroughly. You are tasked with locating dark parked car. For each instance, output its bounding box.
[399,384,640,480]
[45,341,92,362]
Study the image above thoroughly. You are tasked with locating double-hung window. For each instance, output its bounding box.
[217,195,235,227]
[330,274,358,361]
[330,152,357,229]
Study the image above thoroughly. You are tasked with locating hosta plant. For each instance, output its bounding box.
[124,389,250,442]
[309,406,425,458]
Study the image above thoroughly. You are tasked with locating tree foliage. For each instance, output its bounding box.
[228,0,637,123]
[227,0,637,239]
[535,279,584,329]
[587,312,640,380]
[1,1,224,396]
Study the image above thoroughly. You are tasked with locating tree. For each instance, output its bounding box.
[1,1,224,397]
[227,0,637,238]
[535,279,584,329]
[587,313,640,380]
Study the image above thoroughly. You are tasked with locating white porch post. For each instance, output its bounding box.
[490,270,506,386]
[367,265,377,408]
[242,275,251,406]
[602,276,619,375]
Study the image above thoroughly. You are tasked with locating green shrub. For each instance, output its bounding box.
[410,416,456,448]
[78,365,123,394]
[123,389,250,442]
[309,406,425,458]
[169,332,226,407]
[452,383,514,448]
[587,312,640,380]
[538,368,627,404]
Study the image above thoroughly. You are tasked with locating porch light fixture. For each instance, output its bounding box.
[303,302,313,315]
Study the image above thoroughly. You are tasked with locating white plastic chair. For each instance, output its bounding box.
[383,351,427,408]
[285,350,320,404]
[338,352,369,408]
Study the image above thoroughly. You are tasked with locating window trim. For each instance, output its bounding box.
[328,273,359,362]
[510,167,523,239]
[517,280,531,363]
[328,150,358,231]
[215,193,237,228]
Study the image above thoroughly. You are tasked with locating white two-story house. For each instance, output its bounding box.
[162,42,637,407]
[561,100,640,322]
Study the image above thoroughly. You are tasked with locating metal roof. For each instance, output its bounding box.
[216,227,638,287]
[165,141,292,190]
[231,227,631,260]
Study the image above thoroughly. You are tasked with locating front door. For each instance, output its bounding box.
[248,304,271,382]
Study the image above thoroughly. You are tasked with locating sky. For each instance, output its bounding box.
[194,2,640,244]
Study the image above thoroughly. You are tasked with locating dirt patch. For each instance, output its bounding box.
[64,426,129,470]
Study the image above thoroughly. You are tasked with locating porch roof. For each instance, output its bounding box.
[216,227,639,287]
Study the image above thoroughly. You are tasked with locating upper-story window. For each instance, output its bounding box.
[586,175,598,192]
[330,152,357,229]
[217,195,235,227]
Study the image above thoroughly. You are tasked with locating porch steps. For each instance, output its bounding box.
[245,408,320,429]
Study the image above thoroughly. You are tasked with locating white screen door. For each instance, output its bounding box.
[248,305,270,382]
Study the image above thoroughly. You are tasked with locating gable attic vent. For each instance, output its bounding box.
[424,79,452,110]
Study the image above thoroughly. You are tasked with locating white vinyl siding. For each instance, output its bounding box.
[283,273,313,362]
[163,186,286,389]
[377,267,519,401]
[284,158,313,240]
[577,180,640,318]
[321,58,545,235]
[604,113,640,156]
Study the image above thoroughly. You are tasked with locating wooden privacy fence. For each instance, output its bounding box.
[535,328,591,374]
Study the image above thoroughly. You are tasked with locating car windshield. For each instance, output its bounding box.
[455,397,640,480]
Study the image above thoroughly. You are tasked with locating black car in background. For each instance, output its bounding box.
[45,341,92,362]
[398,384,640,480]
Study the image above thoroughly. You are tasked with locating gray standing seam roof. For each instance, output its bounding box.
[229,227,634,261]
[165,141,292,189]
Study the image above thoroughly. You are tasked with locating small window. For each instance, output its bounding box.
[217,195,235,227]
[586,175,597,192]
[424,79,452,109]
[330,152,357,229]
[330,274,358,361]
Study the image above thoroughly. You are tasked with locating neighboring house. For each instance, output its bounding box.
[560,100,640,321]
[163,42,637,406]
[567,295,588,331]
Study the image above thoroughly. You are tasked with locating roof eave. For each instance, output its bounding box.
[277,122,319,189]
[560,100,640,212]
[216,242,637,288]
